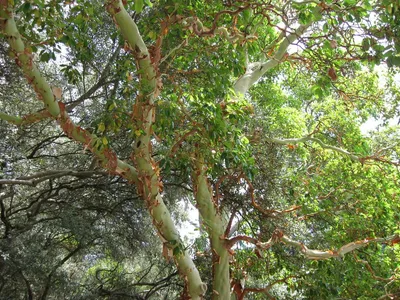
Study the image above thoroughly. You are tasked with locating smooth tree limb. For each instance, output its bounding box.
[281,233,400,260]
[267,136,400,166]
[233,22,313,95]
[0,5,60,117]
[107,1,206,298]
[0,110,52,125]
[227,228,400,260]
[0,170,108,186]
[2,1,399,299]
[1,3,206,298]
[192,155,230,299]
[267,136,360,161]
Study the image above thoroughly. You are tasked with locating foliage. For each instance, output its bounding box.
[1,0,400,299]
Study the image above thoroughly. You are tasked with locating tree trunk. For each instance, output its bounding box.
[193,157,231,299]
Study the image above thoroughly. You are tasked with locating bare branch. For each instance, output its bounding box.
[226,235,259,249]
[280,230,399,260]
[66,45,121,111]
[234,21,313,95]
[267,135,400,166]
[239,275,299,300]
[0,110,52,126]
[160,38,187,65]
[353,253,395,282]
[0,170,108,186]
[266,136,360,160]
[39,244,83,300]
[228,229,400,261]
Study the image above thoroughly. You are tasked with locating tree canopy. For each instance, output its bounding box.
[1,0,400,299]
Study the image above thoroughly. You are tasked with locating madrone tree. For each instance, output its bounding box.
[1,0,400,299]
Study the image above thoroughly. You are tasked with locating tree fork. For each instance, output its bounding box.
[193,156,231,299]
[1,2,206,298]
[106,1,206,298]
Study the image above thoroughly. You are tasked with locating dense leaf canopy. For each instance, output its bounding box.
[1,0,400,299]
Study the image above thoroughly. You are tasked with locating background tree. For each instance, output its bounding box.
[1,0,400,299]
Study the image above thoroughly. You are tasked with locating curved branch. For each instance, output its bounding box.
[278,230,399,260]
[234,21,313,95]
[66,45,121,111]
[1,6,60,117]
[227,229,400,260]
[0,110,52,126]
[0,170,108,186]
[266,136,360,160]
[353,253,395,282]
[39,244,83,300]
[239,275,298,300]
[226,235,259,249]
[105,2,206,298]
[182,6,254,43]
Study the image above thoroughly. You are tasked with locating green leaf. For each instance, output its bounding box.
[40,52,51,62]
[107,102,117,111]
[98,122,106,133]
[243,8,253,23]
[361,38,370,51]
[344,0,356,5]
[21,2,32,13]
[135,0,144,13]
[144,0,153,7]
[147,31,157,40]
[322,22,329,33]
[312,6,322,21]
[387,55,400,67]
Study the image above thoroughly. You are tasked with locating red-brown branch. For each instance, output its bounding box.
[227,228,400,261]
[240,173,301,217]
[224,209,236,238]
[170,128,198,156]
[226,235,259,249]
[189,6,250,37]
[240,275,299,300]
[353,253,395,282]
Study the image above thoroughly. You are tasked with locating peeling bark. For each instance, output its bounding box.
[106,1,206,298]
[228,229,400,261]
[233,23,312,95]
[193,157,231,299]
[1,2,206,298]
[0,6,60,117]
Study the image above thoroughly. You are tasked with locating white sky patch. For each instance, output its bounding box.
[360,65,400,135]
[178,200,200,241]
[361,118,399,135]
[360,118,382,134]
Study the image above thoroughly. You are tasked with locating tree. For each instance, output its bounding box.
[1,0,400,299]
